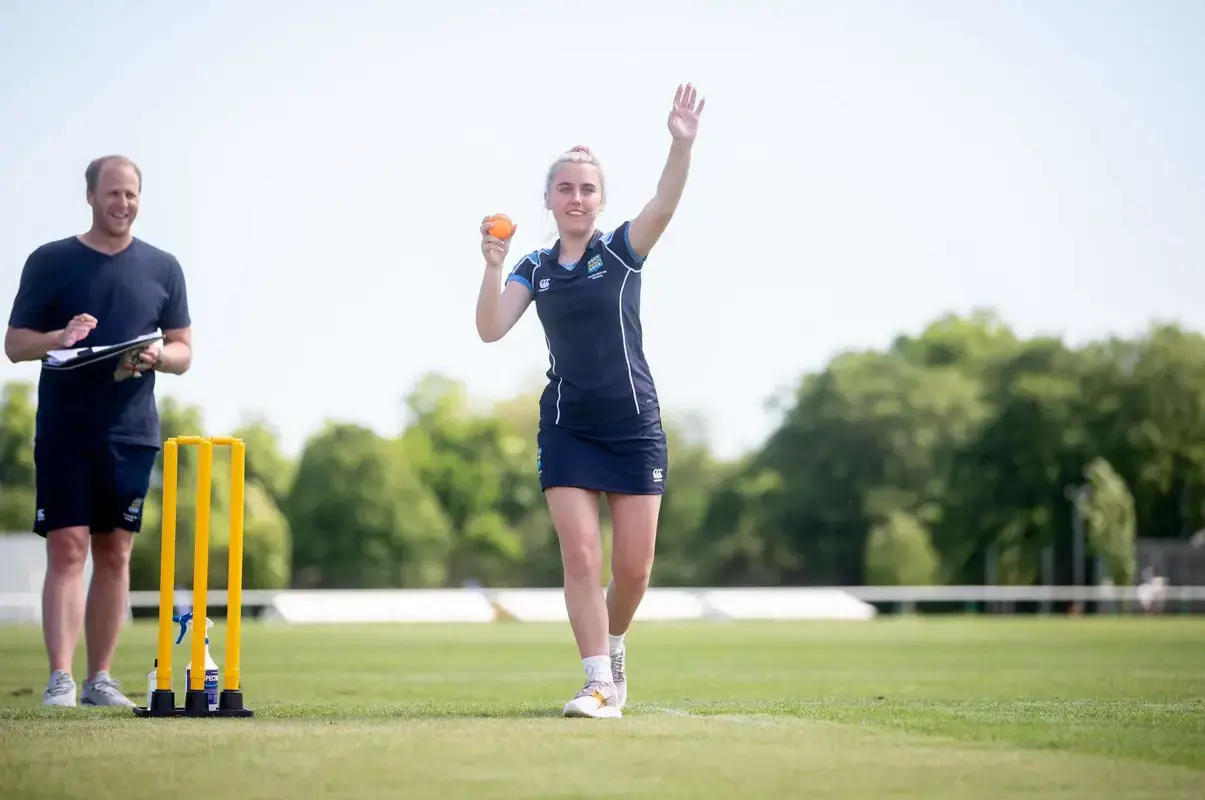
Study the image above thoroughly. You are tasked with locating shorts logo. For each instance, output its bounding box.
[123,497,144,524]
[536,447,543,476]
[652,468,663,483]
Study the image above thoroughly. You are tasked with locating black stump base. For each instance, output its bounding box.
[132,687,254,718]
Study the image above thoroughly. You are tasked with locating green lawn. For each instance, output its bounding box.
[1,617,1202,798]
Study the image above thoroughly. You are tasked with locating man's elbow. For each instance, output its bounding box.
[4,331,25,363]
[160,356,192,375]
[155,340,193,375]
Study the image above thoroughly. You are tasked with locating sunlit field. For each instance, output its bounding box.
[2,617,1203,799]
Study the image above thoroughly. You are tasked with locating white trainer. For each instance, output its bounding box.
[562,679,622,718]
[611,647,627,709]
[42,670,77,707]
[81,671,135,707]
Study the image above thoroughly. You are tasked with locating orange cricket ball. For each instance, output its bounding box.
[487,213,515,240]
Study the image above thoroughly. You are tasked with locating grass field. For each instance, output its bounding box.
[1,616,1203,799]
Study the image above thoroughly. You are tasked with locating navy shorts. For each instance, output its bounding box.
[537,409,668,495]
[33,438,159,536]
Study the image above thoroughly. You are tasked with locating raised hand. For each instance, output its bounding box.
[667,83,705,142]
[57,313,97,348]
[480,216,517,269]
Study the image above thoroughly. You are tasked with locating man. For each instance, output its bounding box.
[4,155,192,707]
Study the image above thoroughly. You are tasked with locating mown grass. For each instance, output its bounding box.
[1,617,1202,798]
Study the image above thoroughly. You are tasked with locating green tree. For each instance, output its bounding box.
[1074,458,1137,585]
[286,421,452,588]
[731,344,988,584]
[865,510,940,586]
[935,338,1092,584]
[0,381,37,531]
[649,411,734,586]
[1082,325,1205,541]
[399,374,561,587]
[231,416,295,510]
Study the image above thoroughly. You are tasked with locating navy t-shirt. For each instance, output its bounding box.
[7,236,191,448]
[505,221,659,433]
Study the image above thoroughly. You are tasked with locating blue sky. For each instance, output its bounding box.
[2,0,1202,459]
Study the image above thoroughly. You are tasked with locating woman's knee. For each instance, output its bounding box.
[608,493,660,586]
[562,538,603,584]
[610,557,651,590]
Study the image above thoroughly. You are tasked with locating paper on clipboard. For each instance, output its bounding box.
[43,332,164,370]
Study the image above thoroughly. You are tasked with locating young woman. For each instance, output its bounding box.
[475,84,705,718]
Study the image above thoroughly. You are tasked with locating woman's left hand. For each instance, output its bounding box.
[667,83,705,142]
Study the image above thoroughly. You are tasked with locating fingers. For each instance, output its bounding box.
[674,83,701,112]
[482,237,511,267]
[481,229,517,252]
[481,221,520,238]
[479,218,518,269]
[67,315,97,341]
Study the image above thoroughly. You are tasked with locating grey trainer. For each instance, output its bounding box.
[81,671,135,707]
[42,670,77,707]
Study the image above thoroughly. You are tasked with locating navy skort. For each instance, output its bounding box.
[537,409,668,495]
[33,437,159,536]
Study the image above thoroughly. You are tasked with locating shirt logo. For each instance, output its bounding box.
[538,278,551,291]
[586,254,607,280]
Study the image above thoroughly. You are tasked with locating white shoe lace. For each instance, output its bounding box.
[45,671,74,697]
[574,679,613,701]
[86,673,126,698]
[611,649,625,682]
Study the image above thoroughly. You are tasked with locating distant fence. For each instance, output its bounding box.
[2,583,1203,625]
[3,532,1203,624]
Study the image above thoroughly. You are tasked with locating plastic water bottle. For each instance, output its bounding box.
[175,612,220,712]
[147,658,159,701]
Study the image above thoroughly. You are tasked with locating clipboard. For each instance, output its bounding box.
[42,332,164,371]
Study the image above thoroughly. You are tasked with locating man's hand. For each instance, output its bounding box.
[57,314,97,348]
[134,342,161,374]
[115,343,161,380]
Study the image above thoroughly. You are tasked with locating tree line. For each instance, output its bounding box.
[1,310,1202,591]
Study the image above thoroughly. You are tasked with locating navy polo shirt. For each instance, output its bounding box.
[7,236,191,448]
[506,221,660,432]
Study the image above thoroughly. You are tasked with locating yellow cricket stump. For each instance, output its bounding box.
[134,435,253,718]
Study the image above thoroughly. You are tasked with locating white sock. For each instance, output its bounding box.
[583,655,611,684]
[608,633,626,654]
